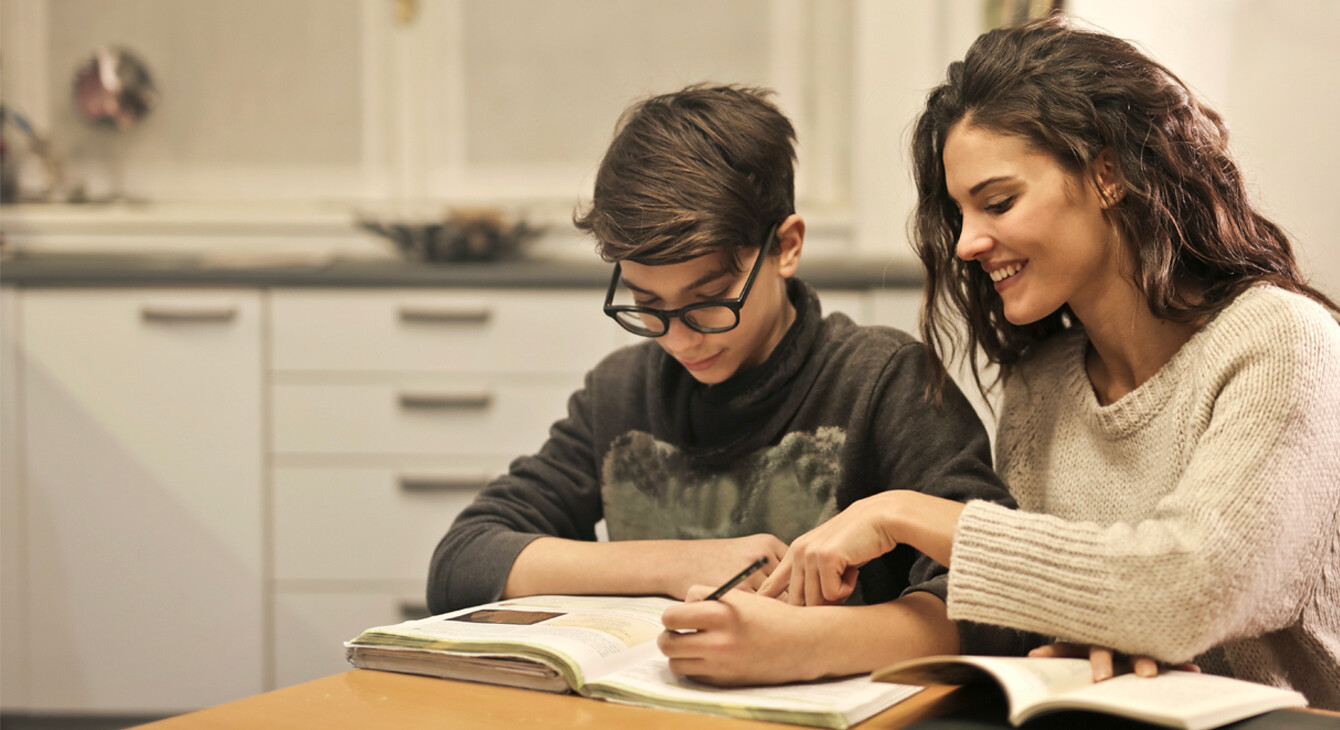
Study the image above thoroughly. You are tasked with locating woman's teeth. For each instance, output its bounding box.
[990,263,1024,282]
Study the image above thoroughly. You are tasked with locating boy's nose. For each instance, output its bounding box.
[660,316,701,350]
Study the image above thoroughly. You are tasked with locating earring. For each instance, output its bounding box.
[1101,183,1124,208]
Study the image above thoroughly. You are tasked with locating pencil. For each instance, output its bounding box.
[705,556,769,600]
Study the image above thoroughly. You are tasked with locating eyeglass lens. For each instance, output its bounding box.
[614,305,739,336]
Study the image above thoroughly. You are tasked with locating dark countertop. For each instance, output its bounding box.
[0,252,923,290]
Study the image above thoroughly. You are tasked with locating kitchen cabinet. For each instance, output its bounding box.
[15,289,265,714]
[262,286,901,686]
[266,288,625,687]
[0,276,924,712]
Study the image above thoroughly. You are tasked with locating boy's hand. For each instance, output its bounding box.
[1028,642,1201,681]
[658,589,827,685]
[668,534,787,600]
[758,492,903,606]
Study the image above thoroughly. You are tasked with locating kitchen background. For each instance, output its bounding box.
[1,0,1337,727]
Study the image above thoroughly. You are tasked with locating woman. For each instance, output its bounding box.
[759,15,1340,707]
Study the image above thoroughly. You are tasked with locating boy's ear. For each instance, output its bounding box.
[1092,148,1124,209]
[775,214,804,278]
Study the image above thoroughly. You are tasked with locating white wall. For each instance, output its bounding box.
[852,0,1340,293]
[1066,0,1340,299]
[1224,1,1340,301]
[3,0,1337,291]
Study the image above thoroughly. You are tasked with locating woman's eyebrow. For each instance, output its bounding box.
[969,175,1014,196]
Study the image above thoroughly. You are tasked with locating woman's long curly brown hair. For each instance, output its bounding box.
[913,15,1337,400]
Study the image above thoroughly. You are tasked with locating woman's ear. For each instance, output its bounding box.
[1093,148,1124,209]
[775,214,805,278]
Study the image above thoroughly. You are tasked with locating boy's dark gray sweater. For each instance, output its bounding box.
[428,279,1013,615]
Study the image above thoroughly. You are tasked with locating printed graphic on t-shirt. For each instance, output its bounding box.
[600,427,845,543]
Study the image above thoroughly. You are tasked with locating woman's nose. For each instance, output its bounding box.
[955,220,993,261]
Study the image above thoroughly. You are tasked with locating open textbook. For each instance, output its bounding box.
[345,594,921,729]
[873,655,1308,730]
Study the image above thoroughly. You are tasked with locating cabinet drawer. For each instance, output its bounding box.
[269,289,622,373]
[273,466,493,581]
[274,590,428,690]
[271,380,574,455]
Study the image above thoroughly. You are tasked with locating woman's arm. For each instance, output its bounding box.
[948,305,1340,663]
[757,490,964,604]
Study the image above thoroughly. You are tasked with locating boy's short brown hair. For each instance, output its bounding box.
[574,84,797,273]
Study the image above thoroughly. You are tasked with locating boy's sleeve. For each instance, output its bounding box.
[863,341,1019,648]
[426,371,605,614]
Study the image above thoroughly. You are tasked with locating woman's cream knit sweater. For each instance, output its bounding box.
[948,285,1340,708]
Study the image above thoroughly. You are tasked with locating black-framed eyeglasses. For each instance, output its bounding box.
[603,225,778,338]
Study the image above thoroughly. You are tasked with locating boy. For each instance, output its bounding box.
[428,84,1011,684]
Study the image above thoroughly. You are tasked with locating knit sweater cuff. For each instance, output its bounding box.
[947,500,1115,644]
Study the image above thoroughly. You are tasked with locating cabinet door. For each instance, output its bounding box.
[20,289,264,713]
[273,591,426,691]
[1,288,28,711]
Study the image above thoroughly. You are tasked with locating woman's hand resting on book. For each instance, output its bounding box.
[658,587,831,686]
[1028,642,1201,681]
[757,491,964,606]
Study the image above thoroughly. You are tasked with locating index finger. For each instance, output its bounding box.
[757,554,792,598]
[661,598,728,633]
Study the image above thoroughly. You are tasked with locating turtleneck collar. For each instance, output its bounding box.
[658,278,825,463]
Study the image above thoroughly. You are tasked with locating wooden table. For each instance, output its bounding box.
[134,669,968,729]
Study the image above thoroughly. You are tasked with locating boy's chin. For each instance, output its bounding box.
[685,364,736,385]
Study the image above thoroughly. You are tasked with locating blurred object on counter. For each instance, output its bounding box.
[356,207,544,262]
[73,46,158,131]
[0,46,158,204]
[0,102,65,204]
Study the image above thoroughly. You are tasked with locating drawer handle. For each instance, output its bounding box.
[397,472,493,491]
[141,304,238,322]
[397,305,492,324]
[397,599,432,621]
[397,390,493,409]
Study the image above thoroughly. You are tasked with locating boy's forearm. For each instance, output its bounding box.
[503,537,684,599]
[804,592,960,679]
[504,533,789,600]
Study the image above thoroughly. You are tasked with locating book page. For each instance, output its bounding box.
[586,657,924,730]
[876,655,1093,721]
[346,646,572,693]
[1032,670,1308,729]
[347,595,675,688]
[875,656,1309,730]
